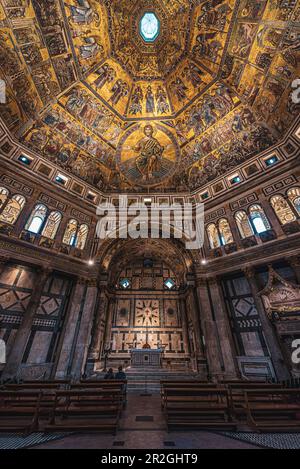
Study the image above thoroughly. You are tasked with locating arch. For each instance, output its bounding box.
[0,194,26,225]
[270,195,296,225]
[76,224,89,250]
[42,211,62,239]
[25,204,47,234]
[287,187,300,215]
[62,219,78,246]
[206,223,220,249]
[234,210,253,239]
[0,187,9,209]
[249,204,271,234]
[218,218,233,245]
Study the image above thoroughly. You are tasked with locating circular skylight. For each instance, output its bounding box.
[139,12,160,42]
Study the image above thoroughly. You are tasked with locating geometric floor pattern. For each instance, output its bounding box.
[221,432,300,449]
[0,432,70,449]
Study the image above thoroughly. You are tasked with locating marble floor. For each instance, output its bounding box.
[31,394,259,449]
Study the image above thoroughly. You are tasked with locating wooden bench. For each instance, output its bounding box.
[244,389,300,432]
[44,389,124,434]
[160,381,219,409]
[227,383,285,421]
[0,390,42,434]
[163,387,236,431]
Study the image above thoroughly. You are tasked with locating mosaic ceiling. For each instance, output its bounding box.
[0,0,299,192]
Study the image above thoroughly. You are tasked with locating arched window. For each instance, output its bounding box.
[207,223,220,249]
[218,218,233,245]
[42,211,62,239]
[76,224,89,250]
[63,219,78,246]
[25,204,47,234]
[0,194,26,225]
[270,195,296,225]
[235,211,253,239]
[287,187,300,215]
[0,187,9,209]
[249,204,271,234]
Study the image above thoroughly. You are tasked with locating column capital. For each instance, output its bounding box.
[243,266,256,279]
[287,256,300,268]
[0,254,10,265]
[87,278,98,288]
[207,276,218,286]
[195,275,207,288]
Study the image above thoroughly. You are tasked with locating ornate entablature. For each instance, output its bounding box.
[0,0,299,193]
[259,266,300,320]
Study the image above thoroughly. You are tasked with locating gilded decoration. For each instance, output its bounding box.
[0,0,298,192]
[259,266,300,319]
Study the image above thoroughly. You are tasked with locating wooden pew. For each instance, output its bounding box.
[244,389,300,432]
[0,390,42,434]
[44,388,123,434]
[163,387,236,431]
[160,381,219,409]
[227,383,285,421]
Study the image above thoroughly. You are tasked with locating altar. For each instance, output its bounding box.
[130,348,162,367]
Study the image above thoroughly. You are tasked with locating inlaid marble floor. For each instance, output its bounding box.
[31,394,258,449]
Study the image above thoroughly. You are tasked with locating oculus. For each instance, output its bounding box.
[139,12,160,43]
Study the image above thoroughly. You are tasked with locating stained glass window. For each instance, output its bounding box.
[207,223,220,249]
[25,204,47,234]
[249,204,271,234]
[42,211,62,239]
[139,12,160,42]
[235,210,253,239]
[287,187,300,215]
[76,224,89,250]
[120,278,131,289]
[63,219,78,246]
[218,218,234,245]
[0,187,9,209]
[164,278,175,290]
[0,194,25,225]
[270,195,296,225]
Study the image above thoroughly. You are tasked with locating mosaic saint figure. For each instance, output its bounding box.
[129,86,143,114]
[146,85,155,113]
[156,86,170,114]
[134,125,164,181]
[109,79,129,105]
[94,63,116,90]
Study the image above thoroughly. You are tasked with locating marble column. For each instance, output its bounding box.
[288,256,300,284]
[0,255,9,278]
[195,274,238,380]
[55,277,87,379]
[89,288,108,361]
[243,266,290,381]
[207,277,238,379]
[2,266,52,379]
[71,279,98,380]
[179,297,191,356]
[195,276,226,380]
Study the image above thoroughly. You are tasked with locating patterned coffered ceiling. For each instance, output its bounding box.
[0,0,299,192]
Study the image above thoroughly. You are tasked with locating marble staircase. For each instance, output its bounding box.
[94,366,203,393]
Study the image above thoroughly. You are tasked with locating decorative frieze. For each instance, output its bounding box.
[229,193,258,211]
[38,193,67,212]
[263,175,297,196]
[0,175,33,196]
